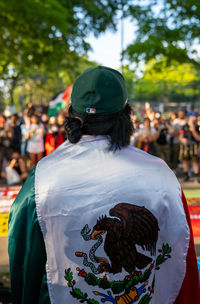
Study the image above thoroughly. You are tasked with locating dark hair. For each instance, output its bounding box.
[143,117,150,123]
[6,149,20,161]
[11,113,18,119]
[31,114,40,124]
[65,104,134,150]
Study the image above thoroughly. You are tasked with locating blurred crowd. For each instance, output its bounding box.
[0,103,200,185]
[0,103,66,185]
[131,109,200,183]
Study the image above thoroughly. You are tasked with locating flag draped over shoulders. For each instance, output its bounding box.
[8,137,200,304]
[8,168,50,304]
[174,190,200,304]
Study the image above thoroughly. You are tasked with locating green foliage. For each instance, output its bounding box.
[151,275,155,291]
[84,271,147,294]
[124,0,200,67]
[71,287,88,302]
[121,65,135,98]
[110,281,125,294]
[139,269,151,283]
[162,243,171,254]
[0,0,121,78]
[98,278,111,290]
[0,0,123,108]
[87,299,99,304]
[2,0,200,107]
[2,55,97,108]
[155,243,172,269]
[155,255,168,266]
[70,288,99,304]
[64,268,73,285]
[85,273,99,286]
[138,293,152,304]
[125,275,140,293]
[64,268,100,303]
[133,58,200,102]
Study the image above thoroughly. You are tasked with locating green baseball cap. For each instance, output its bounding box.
[71,66,128,115]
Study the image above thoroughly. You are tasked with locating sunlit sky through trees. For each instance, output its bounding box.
[87,17,135,69]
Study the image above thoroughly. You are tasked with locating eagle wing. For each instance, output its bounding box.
[109,203,159,255]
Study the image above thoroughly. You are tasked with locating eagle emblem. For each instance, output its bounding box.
[65,203,172,304]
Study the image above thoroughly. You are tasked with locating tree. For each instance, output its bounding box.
[0,0,122,80]
[124,0,200,68]
[0,0,125,106]
[3,56,97,109]
[121,65,135,98]
[133,58,200,102]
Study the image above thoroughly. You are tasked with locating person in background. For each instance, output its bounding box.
[24,103,36,120]
[0,114,6,174]
[189,114,200,140]
[0,116,13,174]
[130,116,141,146]
[153,117,169,164]
[48,116,57,127]
[41,113,49,137]
[20,119,29,156]
[136,117,158,155]
[1,150,28,185]
[179,112,200,182]
[169,111,177,122]
[57,113,67,140]
[0,114,5,125]
[168,112,178,169]
[45,124,64,155]
[172,110,187,171]
[153,115,176,167]
[10,114,21,153]
[26,115,44,169]
[40,113,49,156]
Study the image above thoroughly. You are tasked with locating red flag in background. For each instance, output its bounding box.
[62,84,72,106]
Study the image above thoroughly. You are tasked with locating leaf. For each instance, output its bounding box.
[73,288,85,299]
[140,269,151,282]
[85,273,98,286]
[162,243,172,254]
[71,287,99,304]
[87,299,99,304]
[138,293,152,304]
[125,275,140,291]
[155,255,168,266]
[151,274,155,290]
[64,268,73,284]
[110,281,125,294]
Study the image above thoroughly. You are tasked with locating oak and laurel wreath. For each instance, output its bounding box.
[64,243,172,304]
[64,269,98,304]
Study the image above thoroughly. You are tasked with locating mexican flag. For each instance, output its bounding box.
[48,85,72,116]
[8,137,200,304]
